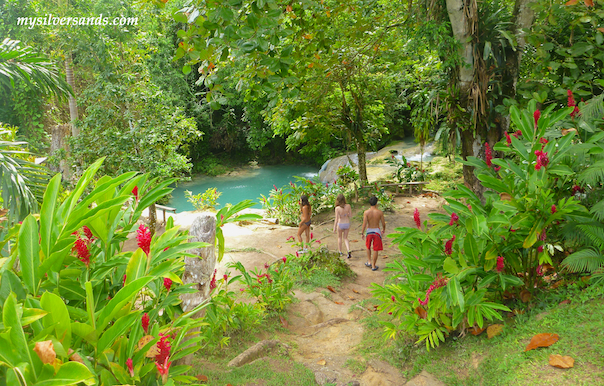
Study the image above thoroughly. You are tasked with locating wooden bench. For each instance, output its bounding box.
[156,204,177,225]
[362,181,429,195]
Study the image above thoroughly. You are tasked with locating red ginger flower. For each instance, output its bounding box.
[209,269,217,291]
[136,224,151,256]
[551,205,557,214]
[445,235,456,255]
[418,275,447,306]
[449,212,459,226]
[485,142,493,167]
[282,256,287,263]
[534,110,541,128]
[496,256,505,273]
[504,131,512,146]
[163,278,172,291]
[413,208,421,229]
[223,274,228,282]
[126,358,134,377]
[310,232,314,239]
[142,313,149,334]
[534,150,549,170]
[567,89,576,107]
[123,274,127,286]
[82,226,94,240]
[494,166,501,172]
[538,245,544,253]
[75,237,90,267]
[512,130,522,139]
[155,333,172,382]
[132,186,139,202]
[540,137,548,145]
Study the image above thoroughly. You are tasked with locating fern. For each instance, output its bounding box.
[590,199,604,222]
[561,248,604,273]
[577,224,604,251]
[579,93,604,124]
[578,159,604,185]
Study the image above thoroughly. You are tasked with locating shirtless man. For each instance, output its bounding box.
[361,196,386,271]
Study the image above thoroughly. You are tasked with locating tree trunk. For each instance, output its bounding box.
[50,124,71,181]
[180,214,216,365]
[356,138,368,185]
[148,203,157,236]
[65,54,79,137]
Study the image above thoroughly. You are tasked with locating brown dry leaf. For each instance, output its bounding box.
[414,307,427,319]
[487,324,504,339]
[520,289,532,303]
[500,192,512,201]
[382,255,389,259]
[34,340,56,364]
[584,0,594,6]
[469,325,486,336]
[549,354,574,369]
[278,245,282,248]
[599,28,604,33]
[279,315,289,328]
[351,239,359,243]
[565,0,578,4]
[352,289,360,294]
[348,295,355,300]
[195,374,209,382]
[69,352,84,364]
[525,333,559,352]
[561,128,577,136]
[373,305,379,309]
[559,299,571,305]
[317,359,326,366]
[326,286,336,293]
[334,301,344,305]
[138,335,159,358]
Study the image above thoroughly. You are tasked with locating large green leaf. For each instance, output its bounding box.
[463,234,479,265]
[447,277,464,311]
[39,174,61,259]
[34,362,94,386]
[40,292,72,351]
[97,312,140,354]
[125,248,147,284]
[96,276,154,333]
[2,294,33,370]
[18,214,40,296]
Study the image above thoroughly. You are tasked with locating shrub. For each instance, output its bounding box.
[185,187,221,211]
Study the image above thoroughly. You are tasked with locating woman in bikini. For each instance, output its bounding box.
[297,194,311,251]
[333,194,352,258]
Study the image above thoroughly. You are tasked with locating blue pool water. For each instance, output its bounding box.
[169,165,319,212]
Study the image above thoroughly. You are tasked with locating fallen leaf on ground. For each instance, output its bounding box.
[469,325,485,336]
[525,333,559,351]
[549,354,574,368]
[334,301,344,305]
[280,315,289,328]
[327,285,336,293]
[584,0,594,6]
[195,375,209,382]
[382,255,389,259]
[414,306,427,319]
[565,0,578,4]
[351,239,359,243]
[317,359,326,366]
[373,305,379,309]
[487,324,503,339]
[348,295,355,300]
[278,245,282,248]
[352,289,360,294]
[559,299,571,305]
[520,289,532,303]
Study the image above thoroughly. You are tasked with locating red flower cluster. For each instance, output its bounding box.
[126,358,134,377]
[163,278,172,292]
[132,186,139,202]
[496,256,505,273]
[536,265,544,276]
[572,185,583,195]
[551,205,557,214]
[512,130,522,139]
[136,224,151,256]
[418,275,448,306]
[504,131,512,146]
[256,272,273,284]
[444,235,456,255]
[448,212,459,226]
[534,110,541,128]
[155,333,172,379]
[567,90,580,118]
[209,269,217,291]
[538,245,544,253]
[485,142,493,167]
[282,256,287,263]
[83,226,94,240]
[413,208,421,229]
[142,313,149,334]
[534,150,549,170]
[539,137,548,145]
[75,238,90,267]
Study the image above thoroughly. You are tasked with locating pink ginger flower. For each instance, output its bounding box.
[413,208,421,229]
[496,256,505,273]
[551,205,557,214]
[485,142,493,167]
[445,235,456,255]
[142,313,149,334]
[448,212,459,226]
[126,358,134,377]
[163,278,172,292]
[534,110,541,128]
[136,224,151,256]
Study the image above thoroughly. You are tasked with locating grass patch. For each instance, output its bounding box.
[290,248,356,292]
[424,156,463,192]
[196,356,317,386]
[344,358,368,373]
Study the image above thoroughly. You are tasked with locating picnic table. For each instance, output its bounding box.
[156,204,177,225]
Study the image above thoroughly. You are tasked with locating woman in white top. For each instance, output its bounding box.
[333,194,352,258]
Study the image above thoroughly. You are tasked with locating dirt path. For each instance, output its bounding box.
[215,194,445,386]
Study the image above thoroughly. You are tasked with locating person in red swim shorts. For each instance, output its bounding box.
[361,196,386,271]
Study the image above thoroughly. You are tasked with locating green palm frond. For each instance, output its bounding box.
[590,199,604,222]
[579,93,604,123]
[577,224,604,251]
[561,248,604,273]
[0,38,71,98]
[578,159,604,185]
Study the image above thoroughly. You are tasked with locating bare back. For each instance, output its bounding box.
[362,206,385,233]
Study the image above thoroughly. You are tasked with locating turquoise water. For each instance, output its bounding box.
[169,165,318,212]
